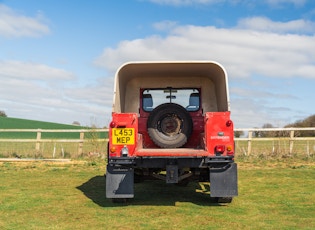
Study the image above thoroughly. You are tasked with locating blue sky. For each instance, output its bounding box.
[0,0,315,128]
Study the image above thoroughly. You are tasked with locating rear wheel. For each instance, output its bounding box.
[147,103,193,148]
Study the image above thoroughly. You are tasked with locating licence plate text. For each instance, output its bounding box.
[112,128,135,145]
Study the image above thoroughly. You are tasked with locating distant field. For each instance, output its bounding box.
[0,159,314,229]
[0,116,83,129]
[0,117,108,139]
[0,117,108,158]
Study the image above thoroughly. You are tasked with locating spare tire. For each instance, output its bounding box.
[147,103,193,148]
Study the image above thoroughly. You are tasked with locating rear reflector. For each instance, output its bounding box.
[227,151,234,156]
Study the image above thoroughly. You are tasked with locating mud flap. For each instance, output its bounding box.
[106,165,134,198]
[209,163,238,197]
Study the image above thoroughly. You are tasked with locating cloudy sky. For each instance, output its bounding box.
[0,0,314,128]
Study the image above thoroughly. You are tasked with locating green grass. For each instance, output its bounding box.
[0,159,314,229]
[0,116,82,129]
[0,116,108,139]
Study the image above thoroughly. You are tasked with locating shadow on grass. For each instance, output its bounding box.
[77,175,221,207]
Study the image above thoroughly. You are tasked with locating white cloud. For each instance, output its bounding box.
[0,60,74,80]
[230,87,298,100]
[64,77,114,108]
[0,60,111,126]
[0,4,50,38]
[96,19,315,80]
[237,17,315,34]
[0,61,75,109]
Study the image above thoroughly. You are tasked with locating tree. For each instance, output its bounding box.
[234,130,244,138]
[252,127,261,138]
[72,121,81,126]
[0,110,7,117]
[260,123,276,137]
[284,114,315,137]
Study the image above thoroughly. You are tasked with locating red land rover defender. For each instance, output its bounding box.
[106,61,238,203]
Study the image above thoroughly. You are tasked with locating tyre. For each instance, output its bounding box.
[147,103,193,148]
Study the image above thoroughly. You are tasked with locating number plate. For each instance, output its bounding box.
[112,128,135,145]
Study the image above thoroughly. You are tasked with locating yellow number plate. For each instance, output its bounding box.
[112,128,135,145]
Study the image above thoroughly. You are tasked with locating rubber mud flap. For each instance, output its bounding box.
[147,103,193,148]
[209,163,238,197]
[106,165,134,198]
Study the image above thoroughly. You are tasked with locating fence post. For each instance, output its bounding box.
[78,132,84,157]
[289,130,294,154]
[306,141,310,156]
[35,129,42,155]
[248,131,252,155]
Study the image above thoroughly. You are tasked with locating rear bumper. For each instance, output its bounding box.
[107,156,234,168]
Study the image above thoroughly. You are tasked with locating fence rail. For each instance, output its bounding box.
[0,128,314,158]
[0,129,108,158]
[234,127,315,156]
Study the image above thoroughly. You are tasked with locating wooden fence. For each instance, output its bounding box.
[0,127,314,158]
[234,127,315,156]
[0,129,108,158]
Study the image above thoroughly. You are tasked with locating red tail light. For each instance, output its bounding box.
[110,121,116,128]
[215,145,225,153]
[226,120,232,127]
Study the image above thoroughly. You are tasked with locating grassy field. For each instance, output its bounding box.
[0,158,314,229]
[0,116,108,139]
[0,117,83,139]
[0,117,108,158]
